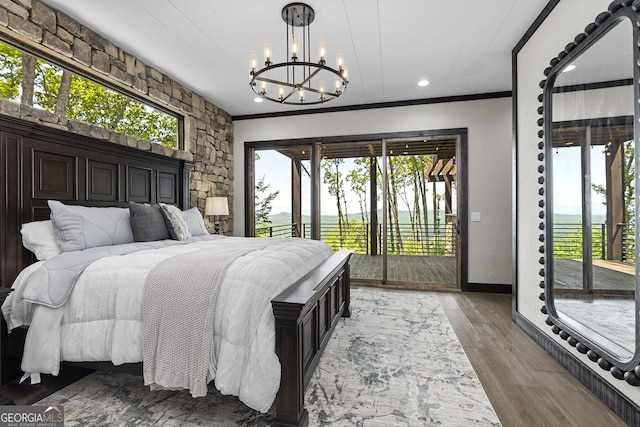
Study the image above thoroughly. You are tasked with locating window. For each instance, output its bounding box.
[0,41,180,149]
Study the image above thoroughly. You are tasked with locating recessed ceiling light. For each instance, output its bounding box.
[418,79,430,87]
[562,64,576,73]
[254,97,264,103]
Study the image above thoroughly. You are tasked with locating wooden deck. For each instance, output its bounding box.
[350,254,457,284]
[554,258,634,292]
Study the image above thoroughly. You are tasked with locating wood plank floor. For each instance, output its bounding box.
[439,291,628,427]
[350,254,457,284]
[1,289,628,426]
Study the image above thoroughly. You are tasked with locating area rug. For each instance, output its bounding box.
[36,288,501,426]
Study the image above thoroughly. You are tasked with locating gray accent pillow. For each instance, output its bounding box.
[182,207,209,236]
[129,202,171,242]
[159,203,191,241]
[48,200,135,252]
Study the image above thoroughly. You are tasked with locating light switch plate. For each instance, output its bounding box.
[471,212,481,222]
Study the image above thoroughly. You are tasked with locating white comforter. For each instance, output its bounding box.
[2,236,333,412]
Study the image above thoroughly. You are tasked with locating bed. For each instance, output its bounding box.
[0,115,352,427]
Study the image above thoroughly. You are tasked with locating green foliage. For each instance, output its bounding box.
[590,140,635,262]
[0,40,177,147]
[0,43,22,100]
[255,175,279,228]
[346,157,371,225]
[32,60,62,110]
[318,218,455,256]
[312,152,450,256]
[322,158,348,246]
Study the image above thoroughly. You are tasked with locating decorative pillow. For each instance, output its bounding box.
[48,200,135,252]
[20,220,61,260]
[129,202,171,242]
[182,207,209,236]
[159,203,191,241]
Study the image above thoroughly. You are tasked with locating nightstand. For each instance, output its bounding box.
[0,287,14,405]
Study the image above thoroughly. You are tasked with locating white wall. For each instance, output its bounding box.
[234,98,513,285]
[516,0,640,401]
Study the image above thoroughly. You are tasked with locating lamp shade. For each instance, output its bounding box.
[205,197,229,216]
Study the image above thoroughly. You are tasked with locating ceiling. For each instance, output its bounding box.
[39,0,549,118]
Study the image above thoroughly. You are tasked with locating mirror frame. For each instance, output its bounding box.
[540,0,640,385]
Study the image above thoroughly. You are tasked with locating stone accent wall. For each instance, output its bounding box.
[0,0,233,234]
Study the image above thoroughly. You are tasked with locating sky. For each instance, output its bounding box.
[552,144,608,217]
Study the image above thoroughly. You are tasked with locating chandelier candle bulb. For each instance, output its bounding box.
[336,49,344,71]
[291,36,298,60]
[250,51,257,73]
[299,89,305,102]
[263,41,272,65]
[318,38,326,63]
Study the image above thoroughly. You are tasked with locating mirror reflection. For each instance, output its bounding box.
[550,17,636,360]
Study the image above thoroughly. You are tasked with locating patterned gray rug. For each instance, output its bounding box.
[36,288,500,426]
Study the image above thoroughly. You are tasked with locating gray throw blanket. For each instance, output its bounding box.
[141,242,268,397]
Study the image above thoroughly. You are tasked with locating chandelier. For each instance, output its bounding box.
[249,3,349,105]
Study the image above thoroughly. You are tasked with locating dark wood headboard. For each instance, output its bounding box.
[0,114,192,287]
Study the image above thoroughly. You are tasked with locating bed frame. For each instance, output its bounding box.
[0,114,351,427]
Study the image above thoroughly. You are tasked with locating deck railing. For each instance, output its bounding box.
[255,223,299,238]
[553,222,635,261]
[256,221,457,256]
[299,222,457,256]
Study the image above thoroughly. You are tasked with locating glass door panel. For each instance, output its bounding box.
[254,144,311,238]
[384,139,458,285]
[552,143,583,292]
[320,140,383,281]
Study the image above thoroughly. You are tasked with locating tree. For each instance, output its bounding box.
[55,70,72,115]
[322,158,348,246]
[20,53,36,106]
[255,174,280,230]
[385,155,404,253]
[592,140,635,260]
[346,157,370,225]
[0,44,22,100]
[254,152,280,235]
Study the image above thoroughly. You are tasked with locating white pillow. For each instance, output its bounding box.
[20,220,61,260]
[48,200,135,252]
[182,207,209,236]
[159,203,191,241]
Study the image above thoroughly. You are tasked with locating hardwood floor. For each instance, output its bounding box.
[439,291,628,427]
[1,288,629,426]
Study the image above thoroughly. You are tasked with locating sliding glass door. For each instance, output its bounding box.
[245,132,464,288]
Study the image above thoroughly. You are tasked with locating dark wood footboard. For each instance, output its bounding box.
[271,250,353,427]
